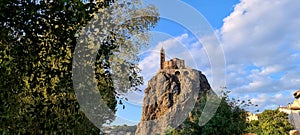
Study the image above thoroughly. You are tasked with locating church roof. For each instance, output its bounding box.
[170,58,182,61]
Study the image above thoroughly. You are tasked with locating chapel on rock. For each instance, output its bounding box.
[160,47,185,70]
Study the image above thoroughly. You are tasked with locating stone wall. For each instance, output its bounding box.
[163,58,185,69]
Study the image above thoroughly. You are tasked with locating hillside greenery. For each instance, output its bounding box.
[165,90,255,135]
[246,109,293,135]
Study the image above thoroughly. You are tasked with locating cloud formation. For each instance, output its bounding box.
[220,0,300,110]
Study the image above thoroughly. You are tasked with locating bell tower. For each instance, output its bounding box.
[160,47,165,69]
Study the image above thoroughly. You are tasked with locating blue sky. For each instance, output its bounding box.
[110,0,300,126]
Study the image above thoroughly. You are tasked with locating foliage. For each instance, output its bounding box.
[246,109,293,135]
[165,90,254,135]
[104,124,137,133]
[0,0,158,134]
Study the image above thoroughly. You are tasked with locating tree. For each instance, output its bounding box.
[165,90,254,135]
[200,92,249,135]
[0,0,158,134]
[246,109,293,135]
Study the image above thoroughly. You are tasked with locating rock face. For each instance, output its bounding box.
[135,68,212,135]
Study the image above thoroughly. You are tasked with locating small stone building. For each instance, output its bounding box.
[160,48,185,70]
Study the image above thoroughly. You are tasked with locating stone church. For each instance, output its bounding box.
[160,47,185,70]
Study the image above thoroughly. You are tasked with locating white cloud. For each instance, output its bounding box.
[249,91,294,112]
[222,0,300,65]
[251,94,267,105]
[220,0,300,111]
[259,65,283,76]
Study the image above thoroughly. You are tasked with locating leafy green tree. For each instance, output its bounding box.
[246,109,293,135]
[166,90,254,135]
[0,0,158,134]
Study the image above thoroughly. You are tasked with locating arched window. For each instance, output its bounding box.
[175,71,180,76]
